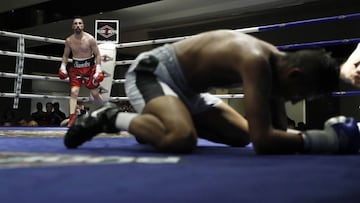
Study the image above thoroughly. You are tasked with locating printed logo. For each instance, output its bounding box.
[101,54,114,62]
[0,152,181,168]
[97,25,116,39]
[95,20,119,43]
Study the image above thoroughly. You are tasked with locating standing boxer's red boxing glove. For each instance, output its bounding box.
[93,64,104,83]
[58,63,68,79]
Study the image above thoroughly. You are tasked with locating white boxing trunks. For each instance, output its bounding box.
[125,44,222,115]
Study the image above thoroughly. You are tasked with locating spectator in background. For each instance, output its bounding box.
[287,117,296,129]
[1,108,17,126]
[17,117,29,127]
[44,102,58,126]
[31,102,47,126]
[53,102,67,126]
[28,120,39,127]
[297,122,307,131]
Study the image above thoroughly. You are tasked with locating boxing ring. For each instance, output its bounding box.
[1,13,360,107]
[0,13,360,203]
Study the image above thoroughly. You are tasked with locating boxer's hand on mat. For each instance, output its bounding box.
[302,116,360,154]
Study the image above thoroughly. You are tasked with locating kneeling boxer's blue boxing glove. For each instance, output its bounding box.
[302,116,360,154]
[324,116,360,154]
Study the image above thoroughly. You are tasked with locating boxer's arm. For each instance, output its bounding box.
[242,56,304,154]
[58,39,71,79]
[90,38,101,66]
[269,97,288,130]
[91,38,103,82]
[62,39,71,64]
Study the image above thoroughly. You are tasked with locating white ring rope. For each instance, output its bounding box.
[0,92,244,101]
[0,72,127,84]
[115,60,133,66]
[0,30,64,44]
[0,50,64,62]
[112,79,126,84]
[0,72,68,82]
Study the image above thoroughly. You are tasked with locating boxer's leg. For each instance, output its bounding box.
[129,96,197,152]
[64,96,198,153]
[89,88,103,105]
[68,86,80,127]
[193,97,250,147]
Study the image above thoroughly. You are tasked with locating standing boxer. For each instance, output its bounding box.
[58,16,104,127]
[65,30,360,154]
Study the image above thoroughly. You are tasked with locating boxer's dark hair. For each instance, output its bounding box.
[285,49,339,94]
[73,15,83,20]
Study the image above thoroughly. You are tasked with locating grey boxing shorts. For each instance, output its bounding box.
[125,44,222,115]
